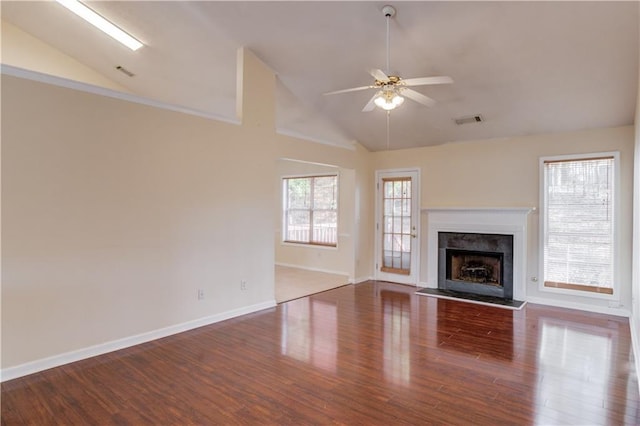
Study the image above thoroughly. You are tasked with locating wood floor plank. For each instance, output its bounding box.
[2,281,639,425]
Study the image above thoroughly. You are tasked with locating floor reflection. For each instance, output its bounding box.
[276,282,638,424]
[280,298,337,373]
[435,301,515,361]
[535,318,630,425]
[381,290,411,386]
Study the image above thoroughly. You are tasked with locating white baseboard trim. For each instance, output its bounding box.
[351,276,372,284]
[526,296,631,317]
[1,300,276,382]
[630,314,640,396]
[275,262,350,278]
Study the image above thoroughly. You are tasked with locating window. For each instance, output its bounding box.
[283,175,338,246]
[541,153,618,296]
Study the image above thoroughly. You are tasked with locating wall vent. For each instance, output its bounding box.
[115,65,135,77]
[454,114,483,125]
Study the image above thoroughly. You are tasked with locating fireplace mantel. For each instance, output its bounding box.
[423,207,535,301]
[422,207,535,215]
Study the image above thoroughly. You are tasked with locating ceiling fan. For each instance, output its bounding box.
[324,5,453,112]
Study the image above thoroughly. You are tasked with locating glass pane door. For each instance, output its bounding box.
[381,177,413,275]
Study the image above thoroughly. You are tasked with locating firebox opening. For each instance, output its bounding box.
[446,249,503,287]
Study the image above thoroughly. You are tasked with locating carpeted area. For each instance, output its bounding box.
[275,265,349,303]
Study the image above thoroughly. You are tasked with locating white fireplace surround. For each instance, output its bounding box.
[424,207,535,301]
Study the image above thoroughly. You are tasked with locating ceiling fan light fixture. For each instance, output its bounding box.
[374,90,404,111]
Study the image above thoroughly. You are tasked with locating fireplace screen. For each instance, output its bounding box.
[446,249,503,287]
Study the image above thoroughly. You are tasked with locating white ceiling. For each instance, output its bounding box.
[2,1,638,151]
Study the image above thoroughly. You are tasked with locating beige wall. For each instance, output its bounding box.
[1,46,373,373]
[1,73,275,368]
[372,126,635,314]
[1,20,129,92]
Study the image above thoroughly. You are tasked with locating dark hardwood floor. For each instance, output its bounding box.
[2,281,639,425]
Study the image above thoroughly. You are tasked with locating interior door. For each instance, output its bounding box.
[375,170,420,285]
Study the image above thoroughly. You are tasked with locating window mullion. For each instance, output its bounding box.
[309,177,315,244]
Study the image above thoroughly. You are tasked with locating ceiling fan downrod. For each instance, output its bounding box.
[382,5,396,76]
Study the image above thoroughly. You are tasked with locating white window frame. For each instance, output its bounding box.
[538,151,620,300]
[282,173,339,248]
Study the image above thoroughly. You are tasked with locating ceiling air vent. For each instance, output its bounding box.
[115,65,135,77]
[454,114,483,125]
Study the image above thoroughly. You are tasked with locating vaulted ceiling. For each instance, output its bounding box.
[2,1,638,151]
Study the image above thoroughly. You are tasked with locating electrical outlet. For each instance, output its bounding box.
[240,280,247,291]
[197,288,205,300]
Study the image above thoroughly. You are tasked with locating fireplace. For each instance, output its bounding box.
[424,207,533,304]
[438,232,514,299]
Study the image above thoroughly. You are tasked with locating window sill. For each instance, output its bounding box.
[539,282,617,301]
[281,241,338,250]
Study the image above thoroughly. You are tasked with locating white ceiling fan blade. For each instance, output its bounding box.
[369,68,390,82]
[362,93,378,112]
[402,76,454,87]
[324,85,374,96]
[402,88,436,107]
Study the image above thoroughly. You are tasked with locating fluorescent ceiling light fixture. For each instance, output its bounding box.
[56,0,143,51]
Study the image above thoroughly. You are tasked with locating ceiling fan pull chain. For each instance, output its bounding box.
[386,111,391,150]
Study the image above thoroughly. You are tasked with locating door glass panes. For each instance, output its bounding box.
[382,178,412,274]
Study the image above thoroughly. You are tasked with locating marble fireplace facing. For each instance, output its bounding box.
[425,208,534,302]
